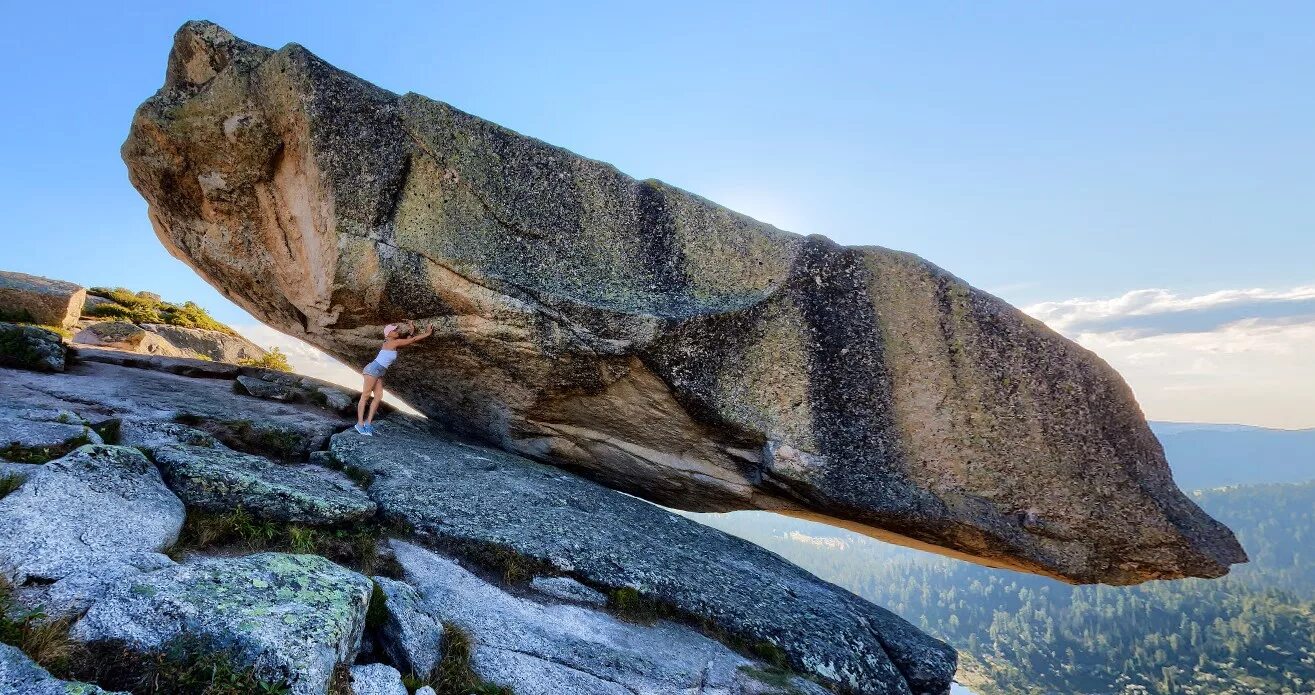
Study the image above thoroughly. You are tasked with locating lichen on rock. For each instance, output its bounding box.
[71,552,372,695]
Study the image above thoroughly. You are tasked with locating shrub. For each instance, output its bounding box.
[239,347,293,373]
[85,287,237,335]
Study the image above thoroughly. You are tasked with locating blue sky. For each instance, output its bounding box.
[2,2,1312,426]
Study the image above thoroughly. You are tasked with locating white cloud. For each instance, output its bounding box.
[1027,286,1315,335]
[1025,286,1315,430]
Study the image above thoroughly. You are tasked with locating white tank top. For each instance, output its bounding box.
[374,348,398,367]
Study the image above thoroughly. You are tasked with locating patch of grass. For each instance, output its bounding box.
[170,508,387,575]
[441,538,558,586]
[239,347,293,373]
[172,414,308,461]
[0,474,23,500]
[64,638,291,694]
[429,623,515,695]
[0,577,78,671]
[92,418,122,445]
[607,586,677,626]
[365,580,388,631]
[0,432,93,464]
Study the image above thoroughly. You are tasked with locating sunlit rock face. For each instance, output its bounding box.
[123,20,1245,586]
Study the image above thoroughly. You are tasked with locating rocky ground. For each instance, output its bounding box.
[0,330,953,694]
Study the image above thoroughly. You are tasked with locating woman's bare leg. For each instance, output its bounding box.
[365,378,386,424]
[357,375,378,425]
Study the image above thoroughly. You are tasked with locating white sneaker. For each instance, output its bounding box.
[354,423,372,437]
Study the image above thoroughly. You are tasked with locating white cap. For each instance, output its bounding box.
[383,324,398,336]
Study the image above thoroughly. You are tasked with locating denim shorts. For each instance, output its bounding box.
[363,361,388,378]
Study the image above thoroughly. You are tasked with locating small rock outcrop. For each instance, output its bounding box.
[0,445,184,583]
[72,553,372,695]
[122,20,1244,585]
[152,443,377,523]
[0,322,65,372]
[0,270,85,328]
[139,322,267,363]
[74,320,189,357]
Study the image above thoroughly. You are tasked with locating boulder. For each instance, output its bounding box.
[71,553,373,695]
[372,577,444,678]
[152,443,376,524]
[73,321,189,357]
[140,322,267,362]
[390,539,830,695]
[122,20,1244,585]
[0,407,101,461]
[0,270,85,328]
[349,663,407,695]
[0,445,185,583]
[332,416,955,695]
[0,643,127,695]
[234,374,303,401]
[0,322,65,372]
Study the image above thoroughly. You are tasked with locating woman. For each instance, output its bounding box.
[355,319,433,436]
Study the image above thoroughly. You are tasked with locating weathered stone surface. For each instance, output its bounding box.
[153,443,376,524]
[0,270,85,328]
[333,416,954,694]
[72,553,372,695]
[530,576,607,607]
[140,322,267,362]
[0,643,127,695]
[14,552,177,621]
[0,462,41,481]
[0,445,185,583]
[0,322,66,372]
[391,540,830,695]
[74,321,189,357]
[349,663,408,695]
[2,356,351,460]
[123,20,1243,586]
[117,419,219,451]
[372,576,444,678]
[235,373,303,401]
[0,407,100,459]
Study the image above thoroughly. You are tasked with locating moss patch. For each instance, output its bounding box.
[170,507,388,575]
[438,538,558,586]
[0,473,23,500]
[0,432,93,464]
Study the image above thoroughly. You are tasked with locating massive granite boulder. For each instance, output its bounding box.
[0,270,85,328]
[123,20,1245,585]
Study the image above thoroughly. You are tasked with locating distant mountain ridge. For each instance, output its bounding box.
[1150,421,1315,490]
